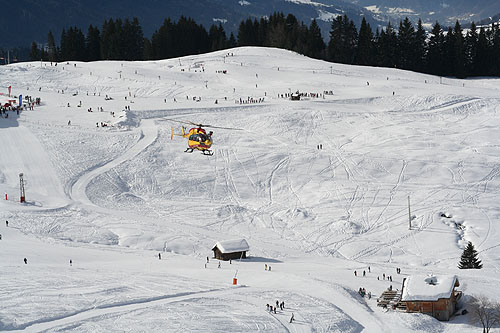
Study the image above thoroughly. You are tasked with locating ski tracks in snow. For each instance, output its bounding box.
[69,119,158,208]
[18,287,231,332]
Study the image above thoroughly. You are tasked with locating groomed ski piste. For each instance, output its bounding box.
[1,47,500,332]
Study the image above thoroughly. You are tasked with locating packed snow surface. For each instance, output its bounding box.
[1,47,500,332]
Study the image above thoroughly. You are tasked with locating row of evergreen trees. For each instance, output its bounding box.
[327,16,500,78]
[30,13,500,78]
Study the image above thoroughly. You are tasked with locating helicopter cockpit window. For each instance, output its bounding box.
[189,133,208,142]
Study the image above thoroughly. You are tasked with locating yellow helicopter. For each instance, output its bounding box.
[170,120,241,155]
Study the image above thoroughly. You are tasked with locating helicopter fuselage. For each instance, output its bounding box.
[185,128,213,153]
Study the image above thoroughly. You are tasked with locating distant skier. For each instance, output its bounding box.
[218,261,221,268]
[70,259,72,266]
[363,270,366,277]
[5,220,8,227]
[206,256,209,263]
[24,258,27,264]
[158,253,161,260]
[265,264,267,271]
[290,313,294,323]
[354,270,357,277]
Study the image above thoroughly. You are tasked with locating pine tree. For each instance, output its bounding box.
[475,26,490,76]
[458,241,483,269]
[492,23,500,76]
[464,22,478,76]
[377,22,398,68]
[453,21,466,78]
[86,25,101,61]
[413,19,427,72]
[426,22,444,75]
[355,17,373,65]
[47,31,57,62]
[143,38,152,60]
[307,19,325,59]
[397,17,416,70]
[29,41,40,61]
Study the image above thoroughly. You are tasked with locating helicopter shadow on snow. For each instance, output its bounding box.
[245,256,282,263]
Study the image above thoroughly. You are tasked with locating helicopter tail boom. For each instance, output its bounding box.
[171,126,187,140]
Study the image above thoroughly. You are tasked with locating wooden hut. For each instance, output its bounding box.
[290,91,301,101]
[400,275,462,321]
[212,239,249,261]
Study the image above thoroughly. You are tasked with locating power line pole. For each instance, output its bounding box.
[19,173,25,203]
[408,195,411,230]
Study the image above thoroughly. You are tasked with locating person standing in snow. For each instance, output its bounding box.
[5,221,8,227]
[70,259,72,266]
[218,261,221,268]
[363,270,366,277]
[265,264,267,271]
[206,256,209,263]
[24,258,28,264]
[290,313,294,323]
[354,270,357,277]
[158,253,161,260]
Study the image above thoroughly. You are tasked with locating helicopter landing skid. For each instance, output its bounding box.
[184,148,194,153]
[202,150,214,156]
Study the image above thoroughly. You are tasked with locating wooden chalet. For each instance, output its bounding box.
[212,239,249,261]
[400,275,462,321]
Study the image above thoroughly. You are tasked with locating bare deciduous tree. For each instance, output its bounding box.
[469,295,500,333]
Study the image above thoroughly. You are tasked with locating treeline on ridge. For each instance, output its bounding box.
[30,13,500,78]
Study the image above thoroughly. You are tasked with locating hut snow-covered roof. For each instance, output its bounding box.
[401,274,459,302]
[212,239,249,253]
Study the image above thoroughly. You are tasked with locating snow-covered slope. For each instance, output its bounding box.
[1,47,499,331]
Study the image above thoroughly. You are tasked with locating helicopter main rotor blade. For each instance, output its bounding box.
[196,124,243,130]
[163,119,242,130]
[162,118,192,125]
